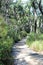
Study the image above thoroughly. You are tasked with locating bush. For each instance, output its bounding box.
[0,16,27,65]
[0,37,13,58]
[0,22,9,37]
[0,61,4,65]
[20,31,27,38]
[0,37,13,65]
[26,33,43,51]
[24,24,30,33]
[30,40,43,52]
[0,16,13,65]
[8,26,22,42]
[8,25,27,43]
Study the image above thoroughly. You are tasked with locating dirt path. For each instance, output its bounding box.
[12,38,43,65]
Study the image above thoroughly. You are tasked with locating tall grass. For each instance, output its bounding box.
[26,33,43,52]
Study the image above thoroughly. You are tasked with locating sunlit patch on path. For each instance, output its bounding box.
[12,38,43,65]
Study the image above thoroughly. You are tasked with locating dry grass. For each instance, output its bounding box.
[26,33,43,52]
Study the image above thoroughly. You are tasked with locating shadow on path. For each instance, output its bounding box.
[14,58,31,65]
[29,53,43,65]
[11,38,43,65]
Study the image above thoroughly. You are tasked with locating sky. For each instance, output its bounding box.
[13,0,43,4]
[22,0,28,3]
[13,0,28,3]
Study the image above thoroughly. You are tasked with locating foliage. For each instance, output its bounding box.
[26,33,43,51]
[20,31,27,38]
[0,14,27,65]
[0,16,14,65]
[0,61,4,65]
[30,40,43,52]
[0,0,43,65]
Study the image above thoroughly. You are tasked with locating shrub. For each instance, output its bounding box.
[8,27,21,42]
[0,22,9,37]
[0,16,27,65]
[20,31,27,38]
[26,33,43,51]
[30,40,43,52]
[8,25,27,43]
[0,61,4,65]
[0,16,13,65]
[0,36,13,65]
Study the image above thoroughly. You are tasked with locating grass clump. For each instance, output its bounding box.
[30,40,43,52]
[26,33,43,52]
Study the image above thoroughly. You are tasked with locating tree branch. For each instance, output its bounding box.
[39,0,43,15]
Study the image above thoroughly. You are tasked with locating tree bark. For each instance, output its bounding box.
[34,20,37,33]
[39,0,43,15]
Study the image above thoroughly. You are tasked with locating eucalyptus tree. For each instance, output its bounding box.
[13,0,26,31]
[28,0,43,33]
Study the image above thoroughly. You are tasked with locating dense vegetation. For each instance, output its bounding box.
[0,0,27,65]
[0,15,27,65]
[0,0,43,65]
[26,33,43,51]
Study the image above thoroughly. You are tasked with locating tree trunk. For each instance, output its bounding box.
[34,10,37,33]
[30,21,33,32]
[34,20,37,33]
